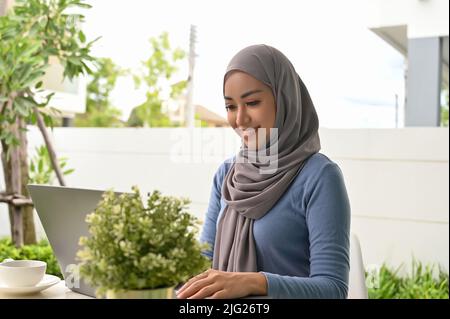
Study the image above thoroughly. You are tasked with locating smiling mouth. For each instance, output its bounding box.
[239,127,260,138]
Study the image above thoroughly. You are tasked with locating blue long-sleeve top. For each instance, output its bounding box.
[200,153,351,299]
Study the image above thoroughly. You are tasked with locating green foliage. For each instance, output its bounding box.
[441,89,449,127]
[28,144,74,184]
[126,99,171,127]
[0,237,62,278]
[74,57,126,127]
[368,260,449,299]
[76,186,210,297]
[127,32,187,127]
[195,113,209,127]
[0,0,97,153]
[75,106,123,127]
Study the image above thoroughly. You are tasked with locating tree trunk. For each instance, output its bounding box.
[1,140,15,241]
[1,139,23,247]
[19,118,36,244]
[0,118,36,247]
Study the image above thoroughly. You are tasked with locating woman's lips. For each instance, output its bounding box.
[239,127,260,138]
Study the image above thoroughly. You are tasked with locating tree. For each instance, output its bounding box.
[0,0,97,246]
[127,32,187,127]
[74,57,126,127]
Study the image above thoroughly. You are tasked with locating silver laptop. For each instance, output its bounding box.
[27,184,126,298]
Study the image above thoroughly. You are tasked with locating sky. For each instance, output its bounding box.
[81,0,406,128]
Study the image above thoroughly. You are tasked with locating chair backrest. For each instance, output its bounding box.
[347,233,368,299]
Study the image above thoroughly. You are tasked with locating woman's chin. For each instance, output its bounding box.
[243,139,263,151]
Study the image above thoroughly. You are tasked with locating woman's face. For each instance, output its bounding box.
[224,71,276,150]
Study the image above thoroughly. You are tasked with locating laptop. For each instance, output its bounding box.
[27,184,126,298]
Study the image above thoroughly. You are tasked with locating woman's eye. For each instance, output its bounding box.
[246,100,260,106]
[225,101,259,111]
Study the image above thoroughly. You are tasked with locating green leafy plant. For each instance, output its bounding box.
[127,32,187,127]
[75,57,127,127]
[0,0,98,152]
[76,186,210,297]
[0,0,97,246]
[29,145,75,184]
[0,237,62,278]
[368,260,449,299]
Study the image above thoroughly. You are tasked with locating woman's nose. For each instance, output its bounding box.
[236,105,250,127]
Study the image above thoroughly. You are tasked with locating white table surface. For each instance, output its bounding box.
[0,280,93,299]
[0,281,269,299]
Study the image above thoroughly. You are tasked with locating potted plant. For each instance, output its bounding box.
[76,186,210,298]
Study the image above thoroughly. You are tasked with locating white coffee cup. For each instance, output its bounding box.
[0,259,47,287]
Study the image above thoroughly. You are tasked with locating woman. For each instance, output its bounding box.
[177,44,351,299]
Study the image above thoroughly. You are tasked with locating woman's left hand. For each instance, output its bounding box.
[176,269,267,299]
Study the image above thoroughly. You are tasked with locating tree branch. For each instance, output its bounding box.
[0,92,16,116]
[33,107,66,186]
[0,101,6,115]
[0,191,28,199]
[0,192,33,207]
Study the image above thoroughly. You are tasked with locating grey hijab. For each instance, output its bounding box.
[212,44,321,272]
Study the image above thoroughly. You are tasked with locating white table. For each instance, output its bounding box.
[0,280,93,299]
[0,281,268,299]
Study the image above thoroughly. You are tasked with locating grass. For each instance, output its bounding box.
[368,260,449,299]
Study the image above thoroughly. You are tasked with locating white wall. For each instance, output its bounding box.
[366,0,449,38]
[321,128,449,274]
[1,127,448,273]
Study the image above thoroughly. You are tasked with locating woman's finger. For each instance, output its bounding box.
[209,289,227,299]
[177,271,209,295]
[177,276,214,299]
[187,284,221,299]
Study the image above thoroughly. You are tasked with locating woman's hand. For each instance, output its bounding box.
[176,269,267,299]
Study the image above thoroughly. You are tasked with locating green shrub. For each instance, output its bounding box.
[368,260,449,299]
[0,237,62,278]
[77,186,211,297]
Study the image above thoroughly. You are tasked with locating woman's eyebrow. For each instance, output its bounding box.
[224,89,263,100]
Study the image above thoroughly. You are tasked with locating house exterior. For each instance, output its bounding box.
[367,0,449,126]
[165,95,228,127]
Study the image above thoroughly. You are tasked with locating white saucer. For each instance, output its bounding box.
[0,274,61,295]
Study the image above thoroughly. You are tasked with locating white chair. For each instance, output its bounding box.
[347,233,368,299]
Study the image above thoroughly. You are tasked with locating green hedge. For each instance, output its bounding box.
[368,261,448,299]
[0,238,63,278]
